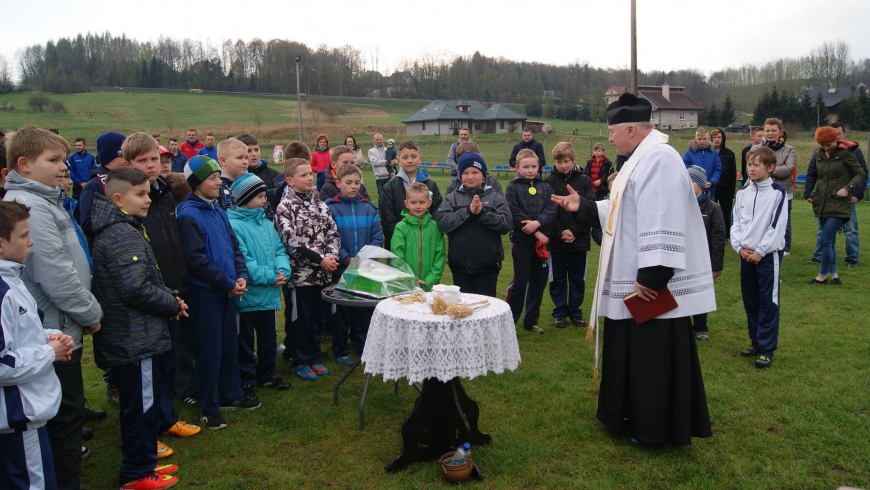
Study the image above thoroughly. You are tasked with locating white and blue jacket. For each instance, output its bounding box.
[0,260,61,433]
[731,177,787,258]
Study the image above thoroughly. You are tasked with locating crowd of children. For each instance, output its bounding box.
[0,121,810,489]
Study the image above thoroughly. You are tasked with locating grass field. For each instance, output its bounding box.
[5,90,870,489]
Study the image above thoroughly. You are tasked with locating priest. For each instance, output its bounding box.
[552,93,714,446]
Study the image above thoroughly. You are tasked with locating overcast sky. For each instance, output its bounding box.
[4,0,870,78]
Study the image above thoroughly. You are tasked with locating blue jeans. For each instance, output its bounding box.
[783,199,793,253]
[813,204,859,263]
[818,216,849,275]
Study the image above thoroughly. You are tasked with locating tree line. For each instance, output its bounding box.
[12,34,870,124]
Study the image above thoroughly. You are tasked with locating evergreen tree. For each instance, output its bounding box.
[139,60,149,88]
[721,94,736,125]
[149,57,161,88]
[525,97,542,117]
[799,93,815,130]
[542,96,556,118]
[705,102,720,127]
[857,87,870,130]
[815,92,828,126]
[837,95,865,131]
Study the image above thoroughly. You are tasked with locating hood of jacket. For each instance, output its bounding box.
[4,171,64,205]
[88,164,110,180]
[178,192,219,213]
[90,192,144,236]
[688,140,715,153]
[151,175,171,199]
[400,208,434,226]
[227,204,267,223]
[250,157,270,170]
[716,128,728,149]
[397,168,431,186]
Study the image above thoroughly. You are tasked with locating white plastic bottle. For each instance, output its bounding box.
[452,442,471,465]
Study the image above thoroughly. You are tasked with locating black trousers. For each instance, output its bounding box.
[174,314,198,401]
[47,347,83,490]
[715,192,734,239]
[451,270,499,298]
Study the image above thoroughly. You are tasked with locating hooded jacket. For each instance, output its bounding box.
[505,175,557,244]
[804,146,867,219]
[3,172,102,349]
[390,210,446,287]
[326,193,383,276]
[273,189,341,288]
[143,176,187,294]
[177,193,249,296]
[227,205,291,312]
[0,259,62,433]
[714,129,738,198]
[90,193,179,368]
[80,164,111,248]
[67,150,96,188]
[806,141,868,201]
[433,184,511,274]
[446,173,502,196]
[318,168,371,202]
[379,168,443,249]
[546,165,598,252]
[683,141,722,193]
[698,193,726,271]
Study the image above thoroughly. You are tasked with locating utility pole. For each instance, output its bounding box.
[630,0,638,95]
[295,55,303,142]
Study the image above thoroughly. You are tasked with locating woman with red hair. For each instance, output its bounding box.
[311,133,331,174]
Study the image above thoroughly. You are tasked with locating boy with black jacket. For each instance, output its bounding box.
[91,168,186,490]
[712,128,737,240]
[434,152,511,297]
[237,133,282,219]
[546,142,599,328]
[505,149,557,333]
[687,166,725,341]
[379,140,442,249]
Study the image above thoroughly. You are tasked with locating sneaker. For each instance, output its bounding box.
[526,326,545,334]
[81,446,90,460]
[220,394,261,411]
[845,260,858,268]
[156,441,173,459]
[154,463,179,476]
[335,356,355,366]
[120,473,179,490]
[553,317,567,328]
[740,345,758,357]
[260,377,291,390]
[570,317,587,327]
[200,413,227,430]
[82,426,93,441]
[180,396,198,406]
[106,383,120,405]
[695,332,711,341]
[241,385,256,398]
[755,355,772,368]
[276,342,286,355]
[808,257,821,263]
[293,364,318,380]
[783,251,790,257]
[85,407,107,422]
[310,363,330,376]
[162,421,201,437]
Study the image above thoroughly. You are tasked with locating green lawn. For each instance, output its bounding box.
[6,91,869,488]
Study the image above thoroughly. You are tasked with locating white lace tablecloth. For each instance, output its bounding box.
[361,293,521,383]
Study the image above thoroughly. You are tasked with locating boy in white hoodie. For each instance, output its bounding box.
[730,146,787,369]
[0,201,74,490]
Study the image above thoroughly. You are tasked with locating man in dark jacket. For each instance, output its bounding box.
[509,129,546,170]
[169,138,188,173]
[712,128,737,240]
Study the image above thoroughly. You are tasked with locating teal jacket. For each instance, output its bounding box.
[227,206,291,312]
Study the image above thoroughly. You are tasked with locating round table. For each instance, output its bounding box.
[361,293,520,474]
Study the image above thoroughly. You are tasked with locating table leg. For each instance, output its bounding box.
[451,378,492,445]
[333,360,362,406]
[359,373,373,430]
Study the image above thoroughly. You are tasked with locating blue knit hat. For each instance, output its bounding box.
[457,151,487,176]
[231,173,267,206]
[687,165,707,189]
[96,131,126,167]
[184,156,222,190]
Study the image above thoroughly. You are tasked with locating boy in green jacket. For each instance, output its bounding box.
[390,182,446,289]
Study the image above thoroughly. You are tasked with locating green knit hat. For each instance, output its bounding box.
[184,156,221,190]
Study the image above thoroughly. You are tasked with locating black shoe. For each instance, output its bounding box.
[84,407,107,422]
[570,317,587,327]
[808,257,821,263]
[755,355,772,368]
[81,426,93,441]
[808,278,827,284]
[845,260,858,268]
[200,413,227,430]
[831,277,842,285]
[740,345,758,357]
[241,385,256,398]
[260,377,291,391]
[220,394,261,411]
[553,317,567,328]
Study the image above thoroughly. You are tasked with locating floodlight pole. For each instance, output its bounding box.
[630,0,638,95]
[296,56,303,142]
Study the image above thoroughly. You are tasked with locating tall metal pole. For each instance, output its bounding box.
[295,56,303,142]
[630,0,638,95]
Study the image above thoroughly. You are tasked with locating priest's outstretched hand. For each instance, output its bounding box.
[551,185,581,211]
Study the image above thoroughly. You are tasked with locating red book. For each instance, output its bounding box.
[623,287,678,325]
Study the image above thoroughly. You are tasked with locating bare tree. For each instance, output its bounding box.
[811,40,851,87]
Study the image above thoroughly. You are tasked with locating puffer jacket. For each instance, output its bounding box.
[227,205,291,312]
[273,189,340,288]
[504,175,557,244]
[698,193,726,271]
[143,176,187,294]
[90,193,179,369]
[390,210,446,287]
[3,172,102,349]
[326,193,383,276]
[805,146,867,219]
[546,165,598,252]
[683,141,722,192]
[434,184,511,274]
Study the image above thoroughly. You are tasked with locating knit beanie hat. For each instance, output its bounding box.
[231,173,267,206]
[96,131,126,166]
[457,151,488,176]
[687,165,707,189]
[815,126,838,146]
[184,156,221,190]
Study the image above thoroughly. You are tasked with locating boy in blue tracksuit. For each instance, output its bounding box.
[730,146,787,369]
[683,127,722,198]
[0,201,74,490]
[326,164,383,365]
[177,156,257,430]
[228,174,291,392]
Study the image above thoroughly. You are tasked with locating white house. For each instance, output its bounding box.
[402,100,526,136]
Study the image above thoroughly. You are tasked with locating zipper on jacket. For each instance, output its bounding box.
[417,217,423,280]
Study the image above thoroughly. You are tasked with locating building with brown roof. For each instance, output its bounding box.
[605,84,704,130]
